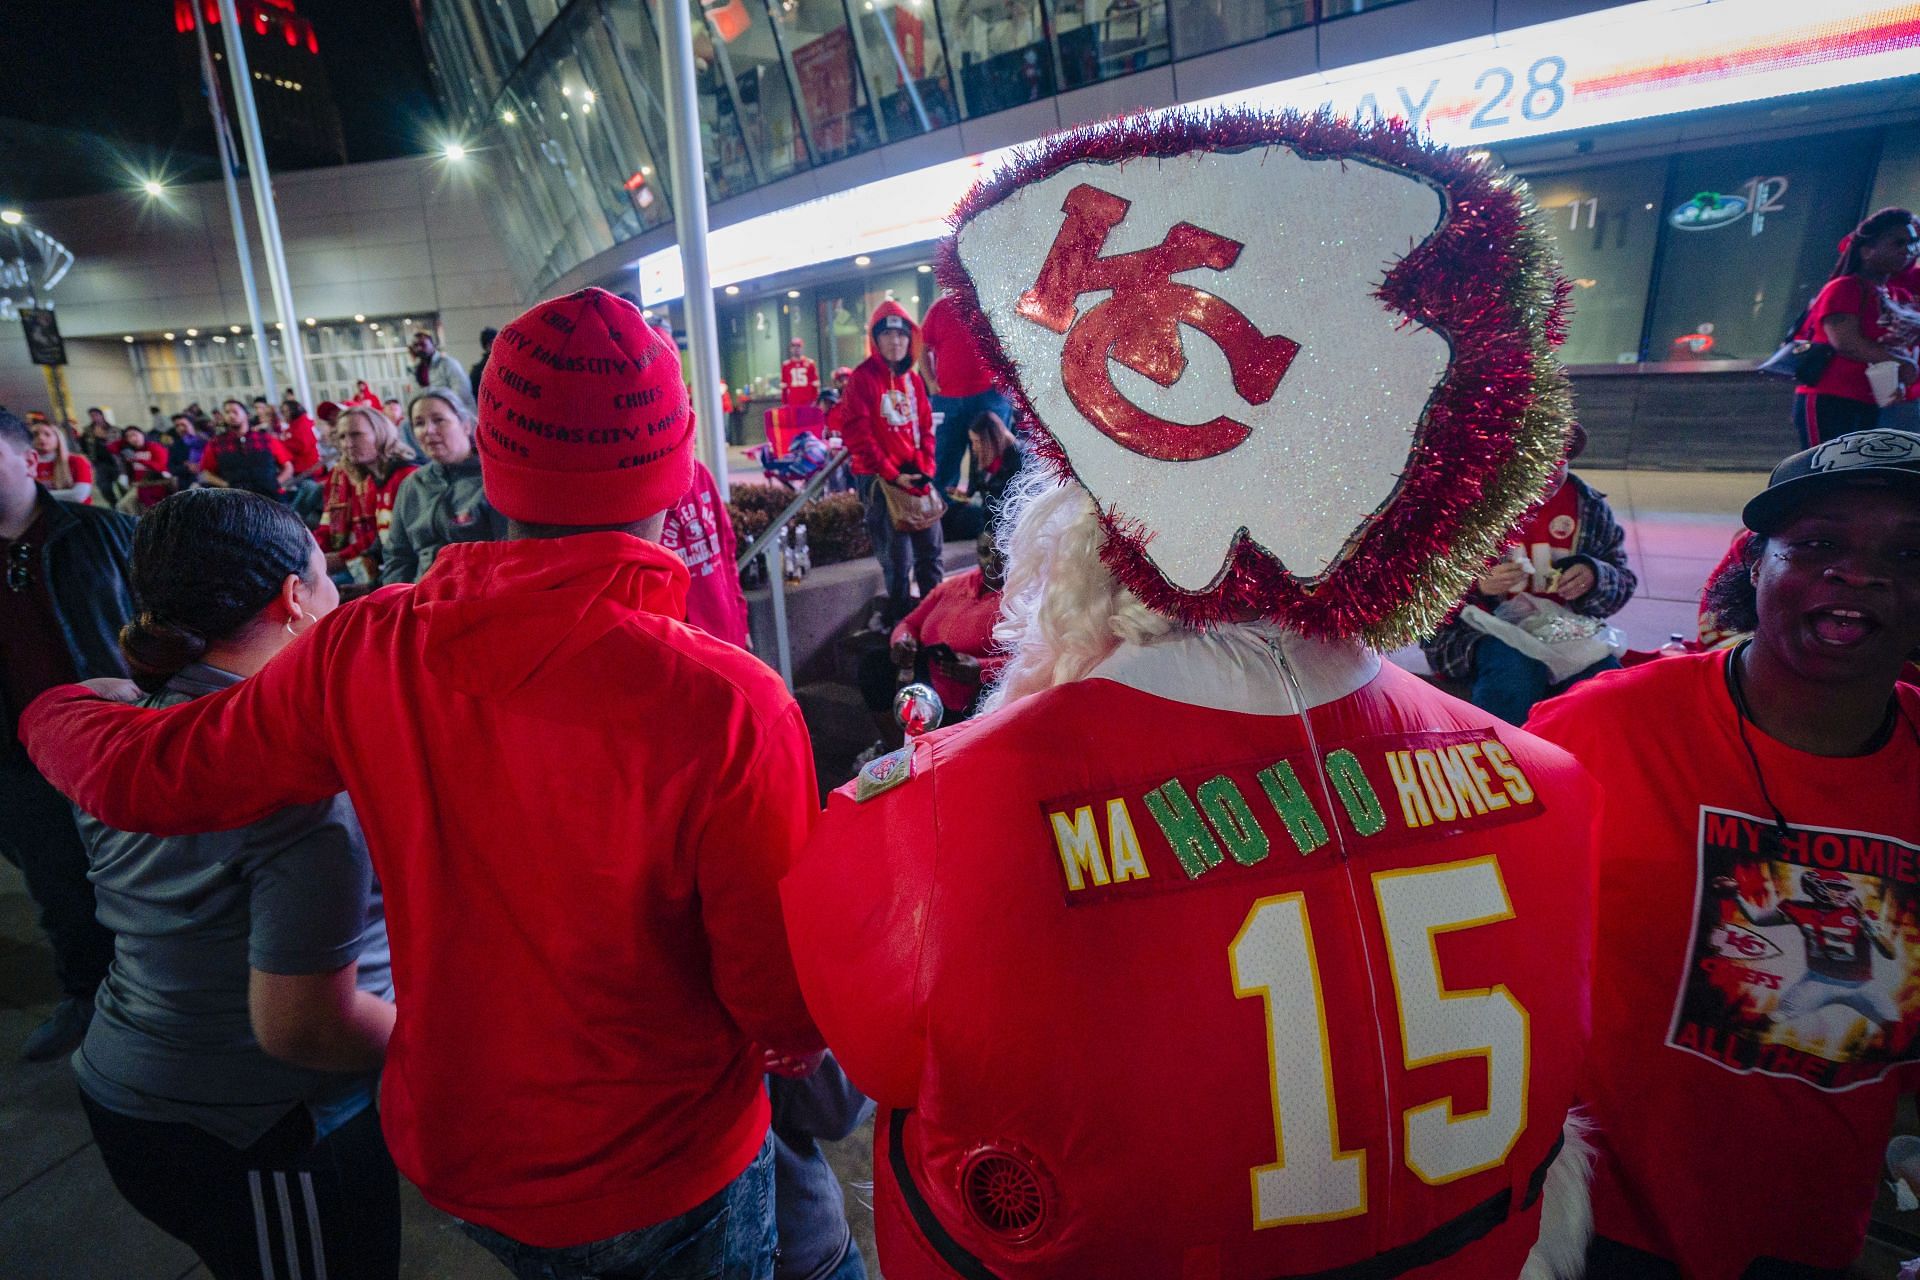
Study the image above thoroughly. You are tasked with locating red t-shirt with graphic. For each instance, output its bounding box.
[781,357,820,407]
[1503,480,1581,593]
[34,452,92,500]
[1529,651,1920,1279]
[786,663,1598,1279]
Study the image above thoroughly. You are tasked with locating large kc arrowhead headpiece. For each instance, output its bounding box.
[938,108,1574,647]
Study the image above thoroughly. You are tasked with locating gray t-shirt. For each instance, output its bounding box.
[72,663,391,1148]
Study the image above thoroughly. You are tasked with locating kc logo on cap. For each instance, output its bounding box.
[1809,431,1920,474]
[477,287,694,527]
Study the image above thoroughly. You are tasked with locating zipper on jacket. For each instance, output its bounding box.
[1260,633,1400,1235]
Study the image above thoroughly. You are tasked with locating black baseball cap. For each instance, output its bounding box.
[1742,429,1920,534]
[872,314,912,335]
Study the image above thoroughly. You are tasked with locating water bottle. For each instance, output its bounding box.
[1659,632,1689,658]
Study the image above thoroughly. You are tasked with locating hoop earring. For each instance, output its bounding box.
[285,608,305,639]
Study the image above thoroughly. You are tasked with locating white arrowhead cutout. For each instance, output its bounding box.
[955,147,1449,591]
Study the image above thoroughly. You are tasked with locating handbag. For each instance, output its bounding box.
[1756,306,1834,386]
[880,477,946,533]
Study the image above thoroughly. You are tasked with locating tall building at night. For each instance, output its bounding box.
[172,0,347,169]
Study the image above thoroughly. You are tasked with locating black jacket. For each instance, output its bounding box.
[4,491,135,751]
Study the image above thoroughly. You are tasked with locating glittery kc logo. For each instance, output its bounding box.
[1016,183,1300,462]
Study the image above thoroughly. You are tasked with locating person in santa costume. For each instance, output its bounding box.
[782,108,1602,1280]
[22,287,823,1279]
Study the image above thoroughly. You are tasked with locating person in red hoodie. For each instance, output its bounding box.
[21,286,824,1279]
[837,300,943,623]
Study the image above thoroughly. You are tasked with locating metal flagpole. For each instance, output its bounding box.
[191,10,275,398]
[657,0,729,484]
[214,0,312,409]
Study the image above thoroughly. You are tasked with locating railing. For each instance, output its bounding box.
[735,448,854,687]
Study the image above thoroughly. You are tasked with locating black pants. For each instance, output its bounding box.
[1793,392,1878,448]
[0,763,112,1000]
[1586,1235,1847,1280]
[82,1091,402,1280]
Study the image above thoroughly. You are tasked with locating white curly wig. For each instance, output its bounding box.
[981,467,1175,713]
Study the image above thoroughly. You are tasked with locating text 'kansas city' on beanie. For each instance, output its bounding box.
[477,287,693,527]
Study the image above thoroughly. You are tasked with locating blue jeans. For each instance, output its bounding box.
[930,389,1012,494]
[1470,636,1620,726]
[857,473,943,621]
[817,1239,868,1280]
[458,1134,777,1280]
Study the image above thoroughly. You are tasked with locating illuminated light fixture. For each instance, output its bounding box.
[184,339,194,346]
[559,111,569,121]
[582,89,596,104]
[213,334,227,344]
[640,164,653,176]
[854,255,871,266]
[141,179,166,197]
[403,318,412,326]
[444,142,468,161]
[501,109,517,124]
[353,314,366,323]
[916,264,931,273]
[581,101,593,115]
[229,324,242,333]
[724,285,740,295]
[370,321,381,329]
[185,328,199,336]
[561,85,573,97]
[123,335,134,343]
[304,317,316,326]
[274,321,284,330]
[787,290,800,298]
[0,210,22,225]
[163,331,176,340]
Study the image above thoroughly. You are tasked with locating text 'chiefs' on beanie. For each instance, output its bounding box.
[477,287,693,526]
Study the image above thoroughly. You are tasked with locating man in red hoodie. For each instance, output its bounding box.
[21,288,823,1279]
[836,300,943,622]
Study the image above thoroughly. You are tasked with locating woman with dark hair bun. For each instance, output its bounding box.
[73,487,401,1278]
[1792,207,1920,447]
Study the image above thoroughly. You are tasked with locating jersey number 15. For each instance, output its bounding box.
[1229,855,1530,1227]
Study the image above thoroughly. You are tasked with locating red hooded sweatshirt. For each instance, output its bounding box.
[21,534,823,1247]
[836,299,935,488]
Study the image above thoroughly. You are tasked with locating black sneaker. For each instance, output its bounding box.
[21,996,93,1063]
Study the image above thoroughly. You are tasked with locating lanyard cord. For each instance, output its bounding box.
[1724,640,1911,850]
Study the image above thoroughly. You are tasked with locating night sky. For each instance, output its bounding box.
[0,0,436,200]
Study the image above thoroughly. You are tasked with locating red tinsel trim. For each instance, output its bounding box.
[933,107,1573,646]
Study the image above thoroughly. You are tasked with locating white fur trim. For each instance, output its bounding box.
[1520,1110,1597,1280]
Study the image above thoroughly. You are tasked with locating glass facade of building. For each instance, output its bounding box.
[421,0,1414,294]
[421,0,1919,404]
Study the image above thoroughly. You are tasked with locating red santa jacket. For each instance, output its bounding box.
[837,299,934,486]
[22,535,823,1248]
[783,628,1599,1279]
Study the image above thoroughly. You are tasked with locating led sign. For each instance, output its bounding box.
[640,0,1920,304]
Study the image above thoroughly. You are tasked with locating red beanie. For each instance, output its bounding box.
[477,287,693,526]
